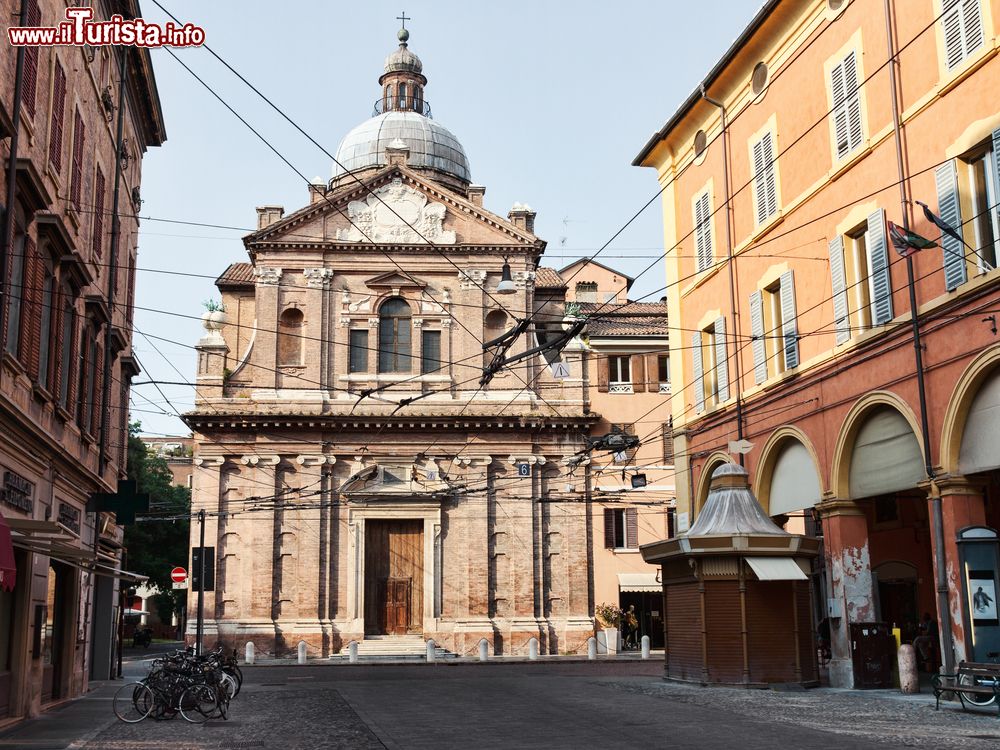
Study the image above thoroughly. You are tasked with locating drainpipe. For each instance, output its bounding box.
[98,47,128,473]
[700,86,745,464]
[0,0,30,379]
[883,0,953,677]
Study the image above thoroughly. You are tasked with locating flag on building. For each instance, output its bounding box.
[915,200,966,247]
[888,220,937,257]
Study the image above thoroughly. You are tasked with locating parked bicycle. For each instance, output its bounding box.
[113,645,242,723]
[959,651,1000,707]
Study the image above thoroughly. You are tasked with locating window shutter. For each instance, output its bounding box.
[630,355,645,392]
[866,209,893,324]
[691,332,704,414]
[715,316,729,403]
[48,61,66,171]
[935,160,967,291]
[749,290,767,384]
[645,353,659,389]
[943,0,984,70]
[92,168,105,258]
[844,51,863,154]
[596,354,609,392]
[694,192,713,272]
[779,270,799,370]
[961,0,985,60]
[603,508,615,549]
[831,58,850,159]
[763,133,778,218]
[65,311,78,413]
[20,238,42,377]
[51,290,64,396]
[662,421,674,465]
[70,112,85,209]
[993,127,1000,241]
[91,342,104,436]
[753,137,768,224]
[625,507,638,549]
[21,1,40,116]
[828,236,851,343]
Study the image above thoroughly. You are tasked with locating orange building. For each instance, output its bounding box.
[635,0,1000,687]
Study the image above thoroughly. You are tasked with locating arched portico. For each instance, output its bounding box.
[753,426,824,520]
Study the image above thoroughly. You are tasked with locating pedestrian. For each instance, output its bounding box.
[624,605,639,650]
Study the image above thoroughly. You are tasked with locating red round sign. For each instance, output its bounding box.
[171,567,187,583]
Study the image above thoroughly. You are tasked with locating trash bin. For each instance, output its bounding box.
[850,622,894,689]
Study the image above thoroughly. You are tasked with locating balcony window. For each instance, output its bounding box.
[609,355,631,393]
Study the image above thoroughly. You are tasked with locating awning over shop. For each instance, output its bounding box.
[6,518,145,582]
[0,512,16,592]
[849,407,924,499]
[617,573,660,592]
[960,368,1000,475]
[769,441,822,516]
[745,557,808,581]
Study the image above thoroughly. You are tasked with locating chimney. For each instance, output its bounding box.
[309,177,326,205]
[507,202,536,234]
[385,139,410,167]
[256,205,284,230]
[467,184,486,207]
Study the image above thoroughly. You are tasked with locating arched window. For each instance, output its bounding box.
[398,83,407,110]
[385,84,393,111]
[278,308,304,366]
[378,297,411,372]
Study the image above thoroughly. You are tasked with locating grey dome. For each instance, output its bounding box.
[333,111,471,183]
[384,44,422,75]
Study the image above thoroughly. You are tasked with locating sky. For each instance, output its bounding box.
[131,0,758,436]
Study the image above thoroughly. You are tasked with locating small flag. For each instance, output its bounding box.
[888,220,937,257]
[915,201,965,247]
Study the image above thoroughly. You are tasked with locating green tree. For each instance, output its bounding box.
[123,422,191,626]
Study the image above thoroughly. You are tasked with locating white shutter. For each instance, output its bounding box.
[992,127,1000,248]
[830,59,849,159]
[831,51,863,160]
[866,209,893,325]
[694,192,713,272]
[749,290,767,384]
[844,51,863,153]
[761,132,778,219]
[715,316,729,403]
[936,159,967,291]
[962,0,984,58]
[943,0,985,70]
[691,332,704,414]
[753,137,768,224]
[829,236,851,344]
[779,270,799,370]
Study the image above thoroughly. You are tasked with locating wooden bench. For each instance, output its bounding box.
[932,661,1000,715]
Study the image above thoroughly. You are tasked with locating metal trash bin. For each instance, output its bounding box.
[850,622,894,689]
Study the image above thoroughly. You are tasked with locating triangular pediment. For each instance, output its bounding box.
[365,270,427,289]
[244,166,542,251]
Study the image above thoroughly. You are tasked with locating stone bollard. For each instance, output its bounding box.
[898,643,918,694]
[527,637,539,660]
[244,641,255,665]
[348,641,359,663]
[641,635,651,659]
[297,640,307,665]
[478,638,489,662]
[426,639,436,662]
[587,637,597,660]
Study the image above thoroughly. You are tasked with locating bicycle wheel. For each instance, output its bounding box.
[113,682,154,723]
[959,673,998,706]
[219,671,238,700]
[179,683,217,724]
[225,664,243,696]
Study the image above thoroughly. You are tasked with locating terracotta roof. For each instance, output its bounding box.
[581,302,669,337]
[534,267,565,289]
[216,262,255,289]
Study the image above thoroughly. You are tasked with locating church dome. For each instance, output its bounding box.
[384,30,423,75]
[333,111,471,183]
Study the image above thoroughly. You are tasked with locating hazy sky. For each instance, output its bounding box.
[131,0,757,436]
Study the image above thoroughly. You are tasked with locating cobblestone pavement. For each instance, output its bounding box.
[4,661,1000,749]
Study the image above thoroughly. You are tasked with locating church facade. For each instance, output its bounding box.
[185,28,599,657]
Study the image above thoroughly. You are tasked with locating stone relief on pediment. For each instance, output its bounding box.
[335,178,456,244]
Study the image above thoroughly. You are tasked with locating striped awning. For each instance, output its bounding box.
[617,573,660,592]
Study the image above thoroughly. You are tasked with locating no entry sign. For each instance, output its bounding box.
[171,567,187,583]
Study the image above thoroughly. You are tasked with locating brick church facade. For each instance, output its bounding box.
[186,28,600,657]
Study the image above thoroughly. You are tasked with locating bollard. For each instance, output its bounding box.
[587,637,597,660]
[527,637,539,660]
[348,641,358,663]
[297,640,307,665]
[898,643,918,694]
[478,638,489,662]
[426,639,436,662]
[641,635,651,659]
[245,641,255,665]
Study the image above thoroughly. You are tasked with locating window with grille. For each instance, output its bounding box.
[942,0,984,71]
[349,329,368,373]
[751,131,778,225]
[421,330,442,374]
[830,50,863,160]
[693,191,713,272]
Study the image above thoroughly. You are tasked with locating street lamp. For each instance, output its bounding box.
[495,261,517,295]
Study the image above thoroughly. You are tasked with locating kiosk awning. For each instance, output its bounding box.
[746,557,807,581]
[617,573,660,592]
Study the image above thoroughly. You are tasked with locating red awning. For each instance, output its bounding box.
[0,512,16,592]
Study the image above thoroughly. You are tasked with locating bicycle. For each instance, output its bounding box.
[959,651,1000,707]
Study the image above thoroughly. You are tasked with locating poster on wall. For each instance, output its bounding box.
[969,571,998,626]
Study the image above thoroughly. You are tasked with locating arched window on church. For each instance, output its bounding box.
[484,309,508,370]
[278,308,304,366]
[379,297,411,372]
[398,83,407,110]
[385,84,393,111]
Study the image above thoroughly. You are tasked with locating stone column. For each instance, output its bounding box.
[290,455,333,648]
[189,457,225,644]
[816,497,876,688]
[928,476,986,664]
[303,268,334,392]
[253,267,282,389]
